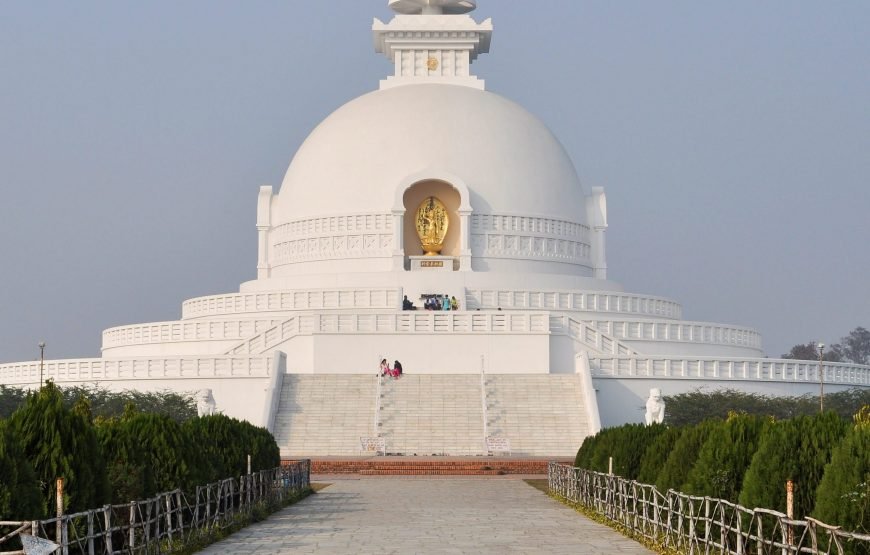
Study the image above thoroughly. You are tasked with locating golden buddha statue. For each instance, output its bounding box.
[415,196,449,255]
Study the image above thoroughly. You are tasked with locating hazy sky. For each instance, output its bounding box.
[1,1,868,363]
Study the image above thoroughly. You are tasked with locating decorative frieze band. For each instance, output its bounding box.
[470,214,591,265]
[271,213,394,265]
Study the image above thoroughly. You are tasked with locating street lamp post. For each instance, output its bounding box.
[818,342,825,413]
[38,341,46,388]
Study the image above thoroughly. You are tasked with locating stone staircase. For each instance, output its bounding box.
[378,374,485,456]
[484,374,589,457]
[273,373,592,458]
[273,374,376,456]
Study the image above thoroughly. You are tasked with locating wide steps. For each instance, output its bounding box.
[307,458,566,475]
[274,374,592,457]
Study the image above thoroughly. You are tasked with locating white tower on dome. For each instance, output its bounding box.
[373,0,492,90]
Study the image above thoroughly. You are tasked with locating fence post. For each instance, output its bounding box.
[56,478,64,549]
[104,506,113,554]
[129,503,135,549]
[786,479,795,548]
[176,491,183,535]
[87,511,95,555]
[165,494,173,542]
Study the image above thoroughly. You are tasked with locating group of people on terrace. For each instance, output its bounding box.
[380,358,403,379]
[402,294,459,311]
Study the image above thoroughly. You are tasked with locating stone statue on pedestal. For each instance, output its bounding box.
[645,388,665,425]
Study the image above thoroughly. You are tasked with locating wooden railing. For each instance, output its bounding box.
[0,461,310,555]
[548,463,870,554]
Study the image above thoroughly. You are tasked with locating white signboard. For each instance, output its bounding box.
[486,436,511,454]
[20,534,60,555]
[359,436,386,455]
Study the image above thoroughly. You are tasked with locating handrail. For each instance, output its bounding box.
[480,363,488,453]
[374,373,382,437]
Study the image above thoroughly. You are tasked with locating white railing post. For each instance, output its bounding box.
[480,356,488,454]
[374,372,382,438]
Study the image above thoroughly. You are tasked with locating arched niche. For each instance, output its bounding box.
[403,180,462,257]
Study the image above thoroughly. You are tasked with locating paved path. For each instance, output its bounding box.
[197,478,653,554]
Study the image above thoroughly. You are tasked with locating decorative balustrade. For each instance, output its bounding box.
[582,318,762,350]
[590,356,870,386]
[225,312,551,355]
[465,289,682,320]
[181,288,402,319]
[551,316,636,356]
[0,356,272,385]
[548,463,870,555]
[102,319,283,350]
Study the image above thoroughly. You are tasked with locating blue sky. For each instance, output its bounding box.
[1,1,868,362]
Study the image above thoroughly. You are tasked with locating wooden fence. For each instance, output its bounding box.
[0,460,310,555]
[548,462,870,555]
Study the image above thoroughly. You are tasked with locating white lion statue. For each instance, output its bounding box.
[645,388,665,425]
[196,388,217,417]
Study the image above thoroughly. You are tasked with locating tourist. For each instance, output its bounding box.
[442,294,450,311]
[393,360,403,378]
[402,295,414,310]
[450,296,459,311]
[379,358,390,376]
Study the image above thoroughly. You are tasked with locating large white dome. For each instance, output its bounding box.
[273,84,587,225]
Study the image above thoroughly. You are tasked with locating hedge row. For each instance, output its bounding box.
[0,382,279,520]
[575,409,870,533]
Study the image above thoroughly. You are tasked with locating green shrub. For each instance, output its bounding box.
[655,419,722,493]
[0,419,42,519]
[739,412,846,515]
[683,413,768,500]
[813,408,870,533]
[115,412,199,497]
[575,424,668,480]
[9,382,108,516]
[184,414,279,483]
[637,426,684,485]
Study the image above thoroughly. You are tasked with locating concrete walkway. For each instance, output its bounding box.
[197,478,653,554]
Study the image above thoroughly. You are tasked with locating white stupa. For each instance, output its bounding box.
[2,1,867,456]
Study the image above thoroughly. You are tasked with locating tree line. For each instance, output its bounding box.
[782,326,870,363]
[574,409,870,534]
[0,382,279,520]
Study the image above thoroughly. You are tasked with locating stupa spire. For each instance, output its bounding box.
[388,0,477,15]
[373,0,491,90]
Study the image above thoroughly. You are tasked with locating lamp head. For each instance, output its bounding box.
[818,342,825,351]
[38,341,46,349]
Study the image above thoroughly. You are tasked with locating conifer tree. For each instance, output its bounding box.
[0,419,42,519]
[813,407,870,533]
[9,382,108,515]
[184,414,279,482]
[683,413,768,500]
[118,412,198,497]
[637,426,684,485]
[655,419,722,493]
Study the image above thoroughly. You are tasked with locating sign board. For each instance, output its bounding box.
[359,437,386,455]
[486,436,511,454]
[20,534,60,555]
